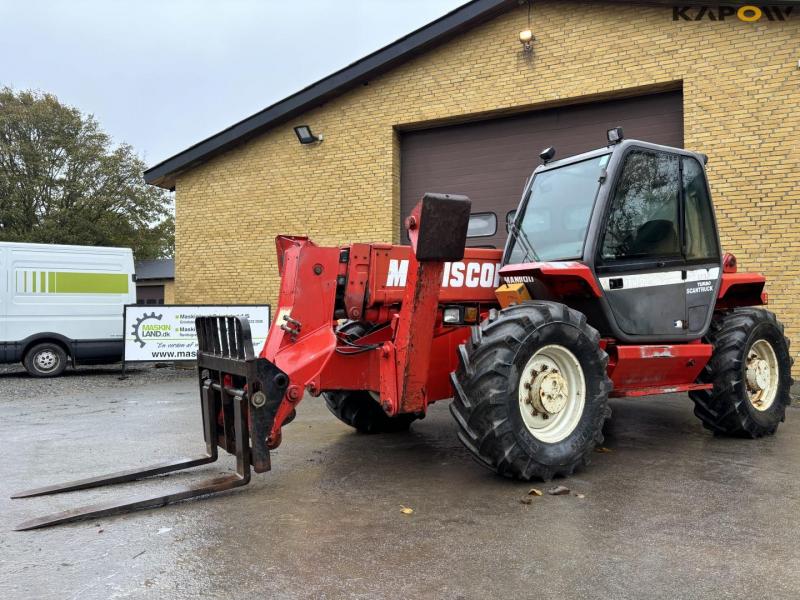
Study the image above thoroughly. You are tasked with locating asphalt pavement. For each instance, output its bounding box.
[1,364,799,599]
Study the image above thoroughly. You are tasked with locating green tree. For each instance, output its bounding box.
[0,87,173,258]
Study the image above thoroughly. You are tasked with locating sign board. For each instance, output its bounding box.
[123,304,271,362]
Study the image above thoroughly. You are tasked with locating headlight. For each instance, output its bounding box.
[443,306,464,325]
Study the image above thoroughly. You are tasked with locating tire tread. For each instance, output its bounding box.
[451,301,612,480]
[689,308,793,438]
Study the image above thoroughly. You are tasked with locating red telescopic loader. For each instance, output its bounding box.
[13,130,792,530]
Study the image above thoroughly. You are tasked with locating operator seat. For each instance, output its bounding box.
[629,219,679,256]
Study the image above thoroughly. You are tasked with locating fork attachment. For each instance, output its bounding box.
[12,316,288,530]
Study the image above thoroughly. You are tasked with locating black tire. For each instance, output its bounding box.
[451,302,612,480]
[690,308,793,437]
[23,342,68,378]
[324,390,418,434]
[323,320,418,434]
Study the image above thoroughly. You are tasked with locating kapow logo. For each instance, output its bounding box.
[672,5,793,21]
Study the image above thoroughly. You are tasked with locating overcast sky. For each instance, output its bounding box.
[0,0,465,167]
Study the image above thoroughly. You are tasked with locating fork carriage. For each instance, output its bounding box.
[13,316,288,530]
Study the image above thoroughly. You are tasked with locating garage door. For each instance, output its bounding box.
[400,90,683,249]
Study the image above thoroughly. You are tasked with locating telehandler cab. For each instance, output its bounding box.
[13,128,792,530]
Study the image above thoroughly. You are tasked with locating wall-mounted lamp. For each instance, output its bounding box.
[293,125,323,144]
[519,0,534,54]
[519,28,534,53]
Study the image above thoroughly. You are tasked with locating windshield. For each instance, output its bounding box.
[507,154,609,263]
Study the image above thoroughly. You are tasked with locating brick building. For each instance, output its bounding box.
[134,258,175,305]
[144,0,800,369]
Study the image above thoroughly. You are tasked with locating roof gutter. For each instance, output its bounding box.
[145,0,798,189]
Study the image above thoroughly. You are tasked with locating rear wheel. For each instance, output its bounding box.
[451,302,612,480]
[690,308,793,437]
[323,321,418,433]
[324,390,418,434]
[23,342,68,378]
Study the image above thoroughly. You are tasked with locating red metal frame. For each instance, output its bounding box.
[258,205,765,447]
[602,340,713,397]
[500,261,602,297]
[717,272,767,309]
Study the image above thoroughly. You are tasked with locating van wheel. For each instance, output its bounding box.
[24,343,68,377]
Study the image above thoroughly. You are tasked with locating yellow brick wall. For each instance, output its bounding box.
[163,280,175,304]
[174,1,800,370]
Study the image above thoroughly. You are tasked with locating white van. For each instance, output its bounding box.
[0,242,136,377]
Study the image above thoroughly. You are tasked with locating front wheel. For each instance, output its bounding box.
[451,302,612,480]
[23,342,68,378]
[690,308,793,437]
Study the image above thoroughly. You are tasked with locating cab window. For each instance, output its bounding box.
[682,156,718,261]
[601,150,681,261]
[466,212,497,238]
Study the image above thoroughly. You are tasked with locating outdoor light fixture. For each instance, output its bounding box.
[519,28,534,52]
[607,126,625,145]
[519,0,534,54]
[443,306,465,325]
[293,125,323,144]
[540,146,556,163]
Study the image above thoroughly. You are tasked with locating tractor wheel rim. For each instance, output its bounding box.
[746,339,779,411]
[518,344,586,443]
[35,350,58,371]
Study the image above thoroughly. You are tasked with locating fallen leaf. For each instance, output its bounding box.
[595,447,612,453]
[519,497,534,505]
[547,485,571,496]
[527,488,543,496]
[400,506,414,515]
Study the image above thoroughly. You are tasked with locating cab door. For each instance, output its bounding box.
[680,155,721,335]
[595,148,688,338]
